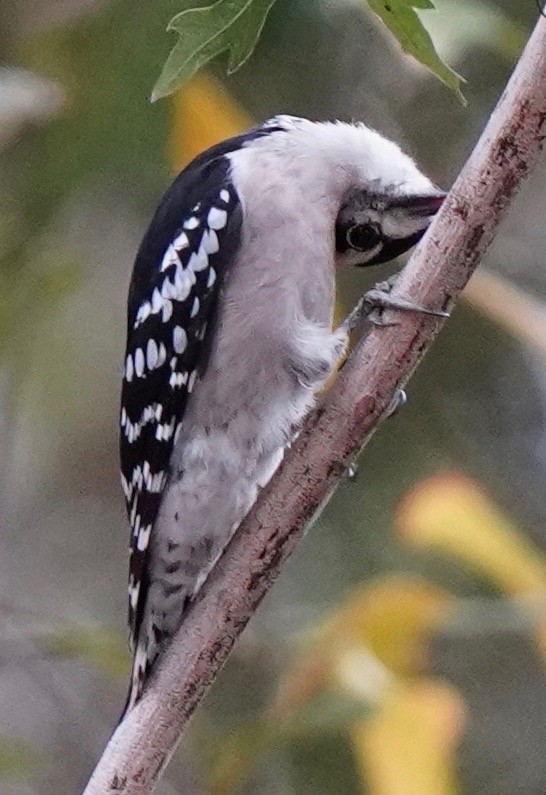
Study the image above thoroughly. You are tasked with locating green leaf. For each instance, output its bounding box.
[152,0,278,102]
[366,0,466,103]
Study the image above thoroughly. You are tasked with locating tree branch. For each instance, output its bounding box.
[85,13,546,794]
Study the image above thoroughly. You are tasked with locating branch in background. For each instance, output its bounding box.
[464,269,546,358]
[84,13,546,794]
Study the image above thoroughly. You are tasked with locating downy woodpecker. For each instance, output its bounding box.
[120,115,445,714]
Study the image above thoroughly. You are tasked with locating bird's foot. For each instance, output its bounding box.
[386,388,407,418]
[342,273,450,332]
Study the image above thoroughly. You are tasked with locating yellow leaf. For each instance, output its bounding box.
[324,576,451,677]
[169,72,252,173]
[335,648,394,704]
[269,576,451,722]
[353,681,466,795]
[397,473,546,595]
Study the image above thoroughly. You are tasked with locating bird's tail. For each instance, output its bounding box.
[119,446,286,724]
[119,639,149,723]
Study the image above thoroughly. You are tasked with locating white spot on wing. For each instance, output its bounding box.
[207,207,227,230]
[146,339,158,369]
[201,229,219,255]
[152,471,166,492]
[220,189,230,203]
[188,249,208,273]
[188,370,197,393]
[190,296,200,318]
[173,265,193,301]
[183,216,199,230]
[173,231,189,250]
[154,418,175,443]
[129,577,140,610]
[162,299,173,322]
[173,326,188,353]
[207,267,216,289]
[132,643,148,695]
[161,276,178,300]
[160,244,178,272]
[137,523,152,552]
[121,473,131,499]
[152,288,163,312]
[169,370,188,388]
[134,301,151,328]
[122,403,165,444]
[134,348,145,377]
[125,355,134,382]
[130,498,138,525]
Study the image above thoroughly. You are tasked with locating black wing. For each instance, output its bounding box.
[120,150,243,650]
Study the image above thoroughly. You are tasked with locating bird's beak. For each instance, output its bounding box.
[367,191,446,265]
[400,192,446,216]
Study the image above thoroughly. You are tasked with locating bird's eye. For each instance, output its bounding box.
[346,223,382,252]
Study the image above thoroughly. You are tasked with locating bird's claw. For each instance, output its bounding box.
[386,388,407,418]
[342,275,450,333]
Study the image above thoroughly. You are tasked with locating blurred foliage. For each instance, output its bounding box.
[0,0,178,413]
[198,473,546,793]
[38,626,130,679]
[464,268,546,358]
[353,681,466,795]
[170,72,252,171]
[398,473,546,595]
[154,0,464,102]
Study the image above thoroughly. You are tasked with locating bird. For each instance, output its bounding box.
[119,115,446,716]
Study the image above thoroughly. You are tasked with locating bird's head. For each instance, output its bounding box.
[262,115,446,268]
[331,119,445,267]
[335,187,445,267]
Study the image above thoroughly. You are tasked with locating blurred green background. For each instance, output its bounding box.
[1,1,545,793]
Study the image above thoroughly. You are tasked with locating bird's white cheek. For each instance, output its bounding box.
[335,245,383,268]
[382,213,431,239]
